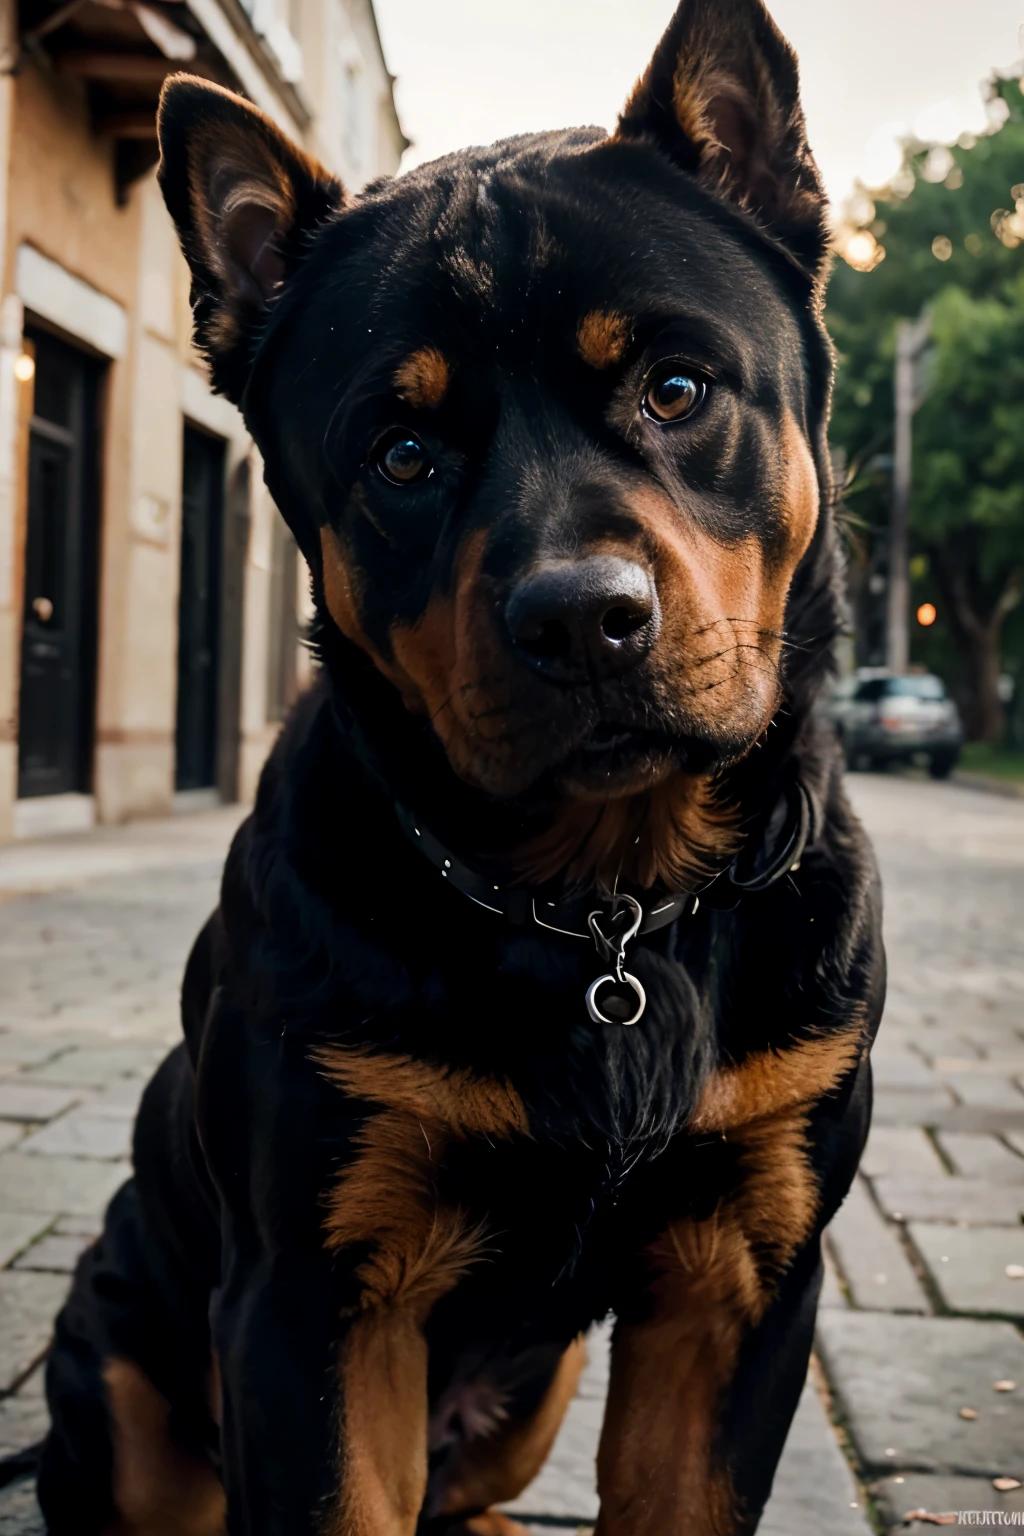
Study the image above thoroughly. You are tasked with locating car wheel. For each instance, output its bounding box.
[929,752,958,780]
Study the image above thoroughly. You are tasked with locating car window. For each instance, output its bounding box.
[885,676,946,701]
[854,679,888,702]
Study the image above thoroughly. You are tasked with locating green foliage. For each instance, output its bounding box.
[913,277,1024,586]
[825,74,1024,738]
[829,73,1024,514]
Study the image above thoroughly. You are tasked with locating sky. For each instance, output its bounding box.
[372,0,1024,210]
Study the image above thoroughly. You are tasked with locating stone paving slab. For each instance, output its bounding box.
[909,1223,1024,1318]
[77,1080,144,1118]
[0,1366,47,1460]
[871,1088,958,1127]
[826,1178,928,1313]
[19,1110,132,1162]
[0,1041,68,1069]
[0,1476,44,1534]
[816,1311,1024,1477]
[12,1233,92,1273]
[935,1055,1024,1076]
[25,1047,164,1089]
[758,1379,873,1536]
[891,1102,1024,1135]
[0,1218,49,1272]
[937,1131,1024,1182]
[0,1272,68,1393]
[860,1126,946,1178]
[871,1045,939,1090]
[0,807,244,899]
[873,1173,1024,1225]
[941,1073,1024,1110]
[871,1473,1024,1532]
[820,1245,848,1308]
[0,1153,128,1217]
[0,1086,80,1124]
[51,1216,100,1240]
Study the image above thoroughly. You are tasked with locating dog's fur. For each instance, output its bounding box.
[37,3,884,1532]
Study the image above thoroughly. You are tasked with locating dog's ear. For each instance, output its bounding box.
[618,0,828,278]
[158,75,344,400]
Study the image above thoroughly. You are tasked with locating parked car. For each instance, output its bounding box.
[826,670,963,778]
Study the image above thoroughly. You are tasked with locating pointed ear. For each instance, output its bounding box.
[618,0,828,278]
[157,75,345,400]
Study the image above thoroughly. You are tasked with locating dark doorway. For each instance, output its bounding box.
[17,329,101,800]
[175,425,225,792]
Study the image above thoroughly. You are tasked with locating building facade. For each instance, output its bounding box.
[0,0,403,841]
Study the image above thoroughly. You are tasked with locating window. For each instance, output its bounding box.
[854,675,946,703]
[885,675,946,701]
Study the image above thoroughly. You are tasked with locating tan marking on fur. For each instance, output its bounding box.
[576,310,630,370]
[324,1308,429,1536]
[461,1515,533,1536]
[320,525,430,712]
[516,772,740,893]
[387,529,522,788]
[394,347,451,410]
[690,1026,866,1134]
[595,1091,830,1536]
[102,1357,226,1536]
[316,1046,528,1311]
[321,526,373,651]
[622,486,798,745]
[317,1053,529,1536]
[440,1339,587,1516]
[777,412,820,567]
[316,1047,529,1139]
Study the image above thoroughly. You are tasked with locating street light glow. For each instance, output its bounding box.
[917,602,937,626]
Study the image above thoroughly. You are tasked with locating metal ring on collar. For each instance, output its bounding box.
[585,971,647,1026]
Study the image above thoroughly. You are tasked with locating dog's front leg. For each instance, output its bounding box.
[594,1230,822,1536]
[596,1053,872,1536]
[213,1245,429,1536]
[324,1302,430,1536]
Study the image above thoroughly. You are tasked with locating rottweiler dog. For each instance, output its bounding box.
[37,0,884,1531]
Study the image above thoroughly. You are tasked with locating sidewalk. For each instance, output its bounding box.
[0,780,1023,1532]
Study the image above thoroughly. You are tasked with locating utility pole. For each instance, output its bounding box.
[887,312,931,673]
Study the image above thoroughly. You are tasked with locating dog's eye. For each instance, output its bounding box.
[642,367,706,424]
[373,431,433,486]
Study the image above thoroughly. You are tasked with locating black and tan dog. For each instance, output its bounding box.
[37,1,884,1531]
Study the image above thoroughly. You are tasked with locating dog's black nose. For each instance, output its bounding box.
[506,556,659,679]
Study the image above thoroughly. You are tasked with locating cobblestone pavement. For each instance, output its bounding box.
[1,776,1023,1533]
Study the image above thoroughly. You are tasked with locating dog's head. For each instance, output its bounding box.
[158,0,836,884]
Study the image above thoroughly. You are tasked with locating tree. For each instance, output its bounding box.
[826,72,1024,742]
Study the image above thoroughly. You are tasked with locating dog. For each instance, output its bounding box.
[36,1,884,1531]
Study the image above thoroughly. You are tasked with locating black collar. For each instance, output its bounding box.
[393,774,817,1027]
[394,801,696,938]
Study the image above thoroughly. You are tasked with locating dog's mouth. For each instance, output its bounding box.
[554,721,712,796]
